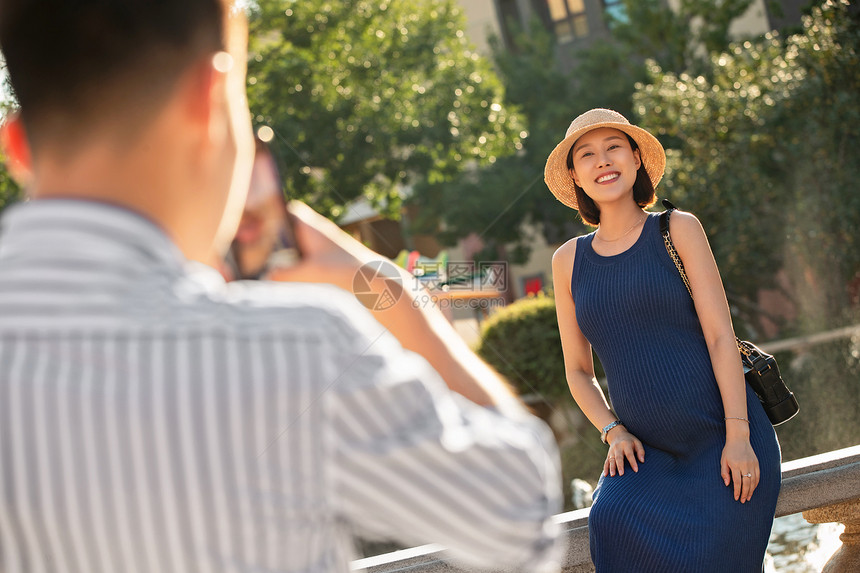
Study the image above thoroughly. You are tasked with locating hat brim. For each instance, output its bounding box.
[544,121,666,211]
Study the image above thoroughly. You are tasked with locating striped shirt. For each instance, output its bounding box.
[0,199,564,573]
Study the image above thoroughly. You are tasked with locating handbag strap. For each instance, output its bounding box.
[658,199,693,298]
[658,199,751,357]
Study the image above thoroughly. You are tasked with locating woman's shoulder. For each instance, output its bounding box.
[552,233,590,267]
[667,209,706,241]
[553,236,577,257]
[552,232,595,282]
[665,209,711,261]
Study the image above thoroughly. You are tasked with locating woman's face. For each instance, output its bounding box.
[569,127,641,206]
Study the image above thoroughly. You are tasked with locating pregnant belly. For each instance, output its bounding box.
[607,370,725,456]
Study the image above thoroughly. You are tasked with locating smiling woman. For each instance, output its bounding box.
[544,108,782,572]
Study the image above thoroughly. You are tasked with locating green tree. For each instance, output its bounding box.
[606,0,755,76]
[633,37,796,329]
[246,0,523,220]
[408,19,585,263]
[774,0,860,327]
[634,0,860,336]
[563,0,757,144]
[764,0,860,458]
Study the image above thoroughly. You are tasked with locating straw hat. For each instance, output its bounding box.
[544,108,666,210]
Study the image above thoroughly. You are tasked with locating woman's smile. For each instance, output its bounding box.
[596,172,621,184]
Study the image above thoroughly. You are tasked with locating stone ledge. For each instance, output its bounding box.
[777,445,860,517]
[780,445,860,479]
[355,445,860,573]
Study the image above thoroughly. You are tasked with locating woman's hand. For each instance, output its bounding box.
[721,437,760,503]
[604,427,645,477]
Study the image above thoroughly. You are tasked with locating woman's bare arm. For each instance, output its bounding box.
[670,211,760,502]
[552,239,644,475]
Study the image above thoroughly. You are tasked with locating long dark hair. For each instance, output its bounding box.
[566,133,656,226]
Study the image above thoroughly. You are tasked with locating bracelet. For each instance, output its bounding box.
[724,416,750,424]
[601,420,624,444]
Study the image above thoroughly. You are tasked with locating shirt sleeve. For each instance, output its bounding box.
[327,311,565,572]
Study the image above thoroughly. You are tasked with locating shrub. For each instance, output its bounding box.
[477,293,570,402]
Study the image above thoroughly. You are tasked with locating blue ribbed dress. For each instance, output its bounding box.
[571,212,781,572]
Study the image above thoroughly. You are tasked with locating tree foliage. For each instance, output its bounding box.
[408,20,586,263]
[0,146,22,212]
[1,57,22,213]
[607,0,754,76]
[246,0,523,220]
[635,0,860,336]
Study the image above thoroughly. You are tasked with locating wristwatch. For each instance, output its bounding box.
[601,420,624,444]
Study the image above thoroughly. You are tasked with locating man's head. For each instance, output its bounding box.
[1,0,224,148]
[0,0,254,262]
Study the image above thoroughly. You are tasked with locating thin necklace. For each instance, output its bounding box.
[595,213,646,243]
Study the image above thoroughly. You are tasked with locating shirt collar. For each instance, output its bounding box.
[0,198,188,274]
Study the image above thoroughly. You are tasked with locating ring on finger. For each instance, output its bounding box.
[742,473,752,478]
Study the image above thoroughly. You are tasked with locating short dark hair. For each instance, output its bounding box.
[0,0,229,146]
[565,133,656,226]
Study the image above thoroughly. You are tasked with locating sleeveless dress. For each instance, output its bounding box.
[571,212,781,572]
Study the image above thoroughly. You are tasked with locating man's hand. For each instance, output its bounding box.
[266,201,375,289]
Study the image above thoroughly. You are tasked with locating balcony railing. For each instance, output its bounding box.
[352,445,860,572]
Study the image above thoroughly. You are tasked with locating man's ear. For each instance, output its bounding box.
[179,53,232,148]
[182,56,220,129]
[1,113,33,186]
